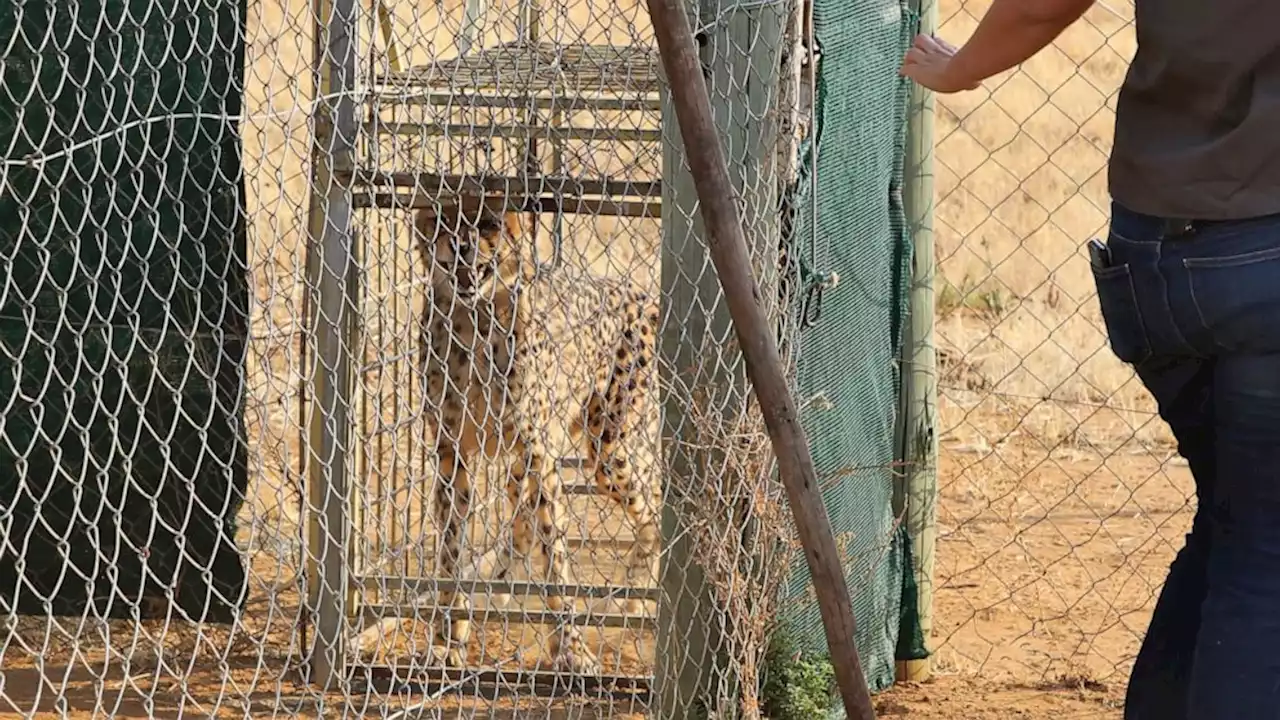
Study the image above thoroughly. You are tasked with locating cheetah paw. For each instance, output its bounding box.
[428,644,466,668]
[552,645,602,676]
[551,629,601,676]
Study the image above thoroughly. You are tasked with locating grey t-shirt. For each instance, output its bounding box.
[1108,1,1280,220]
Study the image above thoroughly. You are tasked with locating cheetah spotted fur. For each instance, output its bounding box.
[415,196,659,673]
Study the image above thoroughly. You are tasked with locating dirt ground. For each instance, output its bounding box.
[865,439,1190,718]
[876,676,1123,719]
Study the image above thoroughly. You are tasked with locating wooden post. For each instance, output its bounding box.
[646,0,877,716]
[304,0,359,689]
[894,0,938,685]
[652,0,788,715]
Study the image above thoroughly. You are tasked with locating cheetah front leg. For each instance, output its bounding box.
[507,425,601,675]
[487,456,535,611]
[433,436,476,668]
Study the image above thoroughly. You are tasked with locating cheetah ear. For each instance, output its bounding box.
[500,210,541,284]
[502,211,524,240]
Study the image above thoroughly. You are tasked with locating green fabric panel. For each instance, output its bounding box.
[0,0,249,622]
[896,524,929,662]
[783,0,917,694]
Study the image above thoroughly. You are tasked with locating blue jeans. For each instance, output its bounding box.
[1093,202,1280,719]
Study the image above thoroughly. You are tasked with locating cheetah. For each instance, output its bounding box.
[415,195,660,673]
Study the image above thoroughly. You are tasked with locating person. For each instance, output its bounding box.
[898,2,1280,718]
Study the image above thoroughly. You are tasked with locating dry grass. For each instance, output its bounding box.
[931,0,1163,451]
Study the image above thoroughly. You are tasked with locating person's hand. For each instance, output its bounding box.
[899,34,981,93]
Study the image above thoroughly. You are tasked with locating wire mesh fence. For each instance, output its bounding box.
[928,0,1185,692]
[0,0,817,716]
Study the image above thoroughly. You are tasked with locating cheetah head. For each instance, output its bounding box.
[415,195,527,305]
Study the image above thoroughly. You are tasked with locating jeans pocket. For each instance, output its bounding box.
[1185,245,1280,353]
[1092,262,1151,364]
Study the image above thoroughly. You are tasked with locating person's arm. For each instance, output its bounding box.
[900,0,1096,93]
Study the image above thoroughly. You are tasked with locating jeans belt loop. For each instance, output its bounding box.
[1158,218,1198,240]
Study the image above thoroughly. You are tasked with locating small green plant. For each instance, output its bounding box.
[760,630,837,720]
[935,274,1015,319]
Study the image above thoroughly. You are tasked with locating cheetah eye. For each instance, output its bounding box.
[443,237,474,268]
[475,216,500,234]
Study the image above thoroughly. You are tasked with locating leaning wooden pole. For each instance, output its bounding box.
[644,0,878,717]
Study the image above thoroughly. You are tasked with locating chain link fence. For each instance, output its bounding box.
[0,0,831,715]
[928,0,1188,691]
